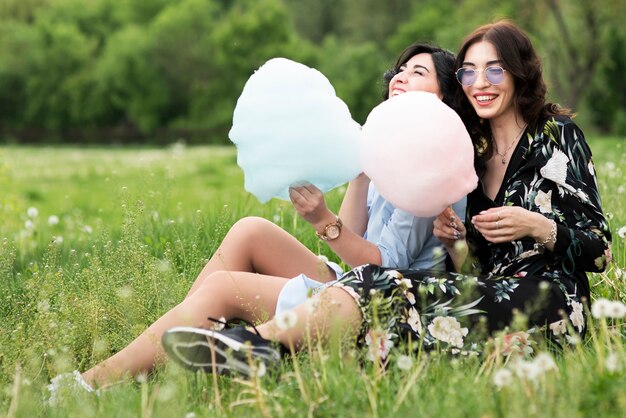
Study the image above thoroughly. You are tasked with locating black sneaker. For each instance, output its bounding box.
[162,325,281,378]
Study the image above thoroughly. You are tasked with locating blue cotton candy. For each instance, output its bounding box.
[229,58,362,203]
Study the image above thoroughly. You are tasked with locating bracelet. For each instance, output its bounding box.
[534,219,557,253]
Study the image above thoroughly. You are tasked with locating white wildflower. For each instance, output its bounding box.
[549,320,567,336]
[364,328,394,361]
[533,352,557,373]
[275,310,298,330]
[27,207,39,218]
[534,190,553,214]
[617,226,626,239]
[606,300,626,318]
[427,316,468,348]
[83,225,93,234]
[605,353,621,373]
[592,298,626,319]
[305,297,321,314]
[565,334,581,345]
[569,300,585,333]
[25,220,34,230]
[396,355,413,371]
[591,298,611,319]
[48,215,60,226]
[493,368,514,389]
[52,236,64,245]
[512,359,541,381]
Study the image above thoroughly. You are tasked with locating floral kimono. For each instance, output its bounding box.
[333,115,612,356]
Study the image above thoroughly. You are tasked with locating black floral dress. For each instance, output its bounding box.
[332,116,612,357]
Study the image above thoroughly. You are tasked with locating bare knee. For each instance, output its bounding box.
[196,270,233,294]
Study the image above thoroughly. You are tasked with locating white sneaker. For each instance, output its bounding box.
[47,370,97,406]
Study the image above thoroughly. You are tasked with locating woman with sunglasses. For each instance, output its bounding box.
[157,21,610,377]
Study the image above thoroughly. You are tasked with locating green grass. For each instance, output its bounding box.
[0,139,625,417]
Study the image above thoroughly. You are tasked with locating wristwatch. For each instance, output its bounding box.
[316,217,343,241]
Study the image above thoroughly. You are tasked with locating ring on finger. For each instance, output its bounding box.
[496,221,500,230]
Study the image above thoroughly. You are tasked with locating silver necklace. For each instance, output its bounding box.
[494,124,527,165]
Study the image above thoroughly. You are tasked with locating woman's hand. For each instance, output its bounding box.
[434,206,466,248]
[289,183,335,228]
[471,206,552,244]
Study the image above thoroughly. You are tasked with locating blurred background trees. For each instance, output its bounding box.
[0,0,624,143]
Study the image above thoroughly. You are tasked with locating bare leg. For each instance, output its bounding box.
[255,287,362,350]
[186,217,336,298]
[82,271,288,387]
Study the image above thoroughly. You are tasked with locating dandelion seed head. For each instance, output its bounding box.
[27,207,39,218]
[617,226,626,239]
[493,368,513,389]
[396,355,413,371]
[605,353,621,373]
[48,215,59,226]
[275,310,298,330]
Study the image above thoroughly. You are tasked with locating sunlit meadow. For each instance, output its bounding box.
[0,139,624,418]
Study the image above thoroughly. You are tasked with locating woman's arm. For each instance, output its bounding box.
[434,203,469,272]
[289,183,381,268]
[338,173,371,237]
[471,118,612,272]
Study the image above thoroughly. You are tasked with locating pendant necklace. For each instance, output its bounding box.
[494,124,527,165]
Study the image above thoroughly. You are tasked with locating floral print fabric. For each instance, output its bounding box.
[333,116,611,355]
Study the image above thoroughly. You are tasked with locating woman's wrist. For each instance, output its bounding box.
[533,217,557,253]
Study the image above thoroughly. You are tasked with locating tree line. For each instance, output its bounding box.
[0,0,624,144]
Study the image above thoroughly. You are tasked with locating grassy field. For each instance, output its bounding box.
[0,139,625,417]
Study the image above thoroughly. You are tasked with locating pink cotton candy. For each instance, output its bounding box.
[361,91,478,217]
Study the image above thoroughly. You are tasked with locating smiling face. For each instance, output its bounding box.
[460,41,517,124]
[388,53,442,99]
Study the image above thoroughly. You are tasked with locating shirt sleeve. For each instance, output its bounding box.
[375,209,434,269]
[536,118,612,273]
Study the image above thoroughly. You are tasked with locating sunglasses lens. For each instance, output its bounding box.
[485,67,505,84]
[457,68,476,86]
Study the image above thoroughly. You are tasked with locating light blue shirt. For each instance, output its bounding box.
[365,183,466,270]
[275,183,467,314]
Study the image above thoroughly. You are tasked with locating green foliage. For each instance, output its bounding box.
[0,0,625,142]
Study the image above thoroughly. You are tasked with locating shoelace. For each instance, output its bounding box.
[206,316,263,337]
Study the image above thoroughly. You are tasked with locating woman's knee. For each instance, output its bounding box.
[228,216,278,244]
[196,271,234,295]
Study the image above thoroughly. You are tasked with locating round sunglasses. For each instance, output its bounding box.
[456,66,507,86]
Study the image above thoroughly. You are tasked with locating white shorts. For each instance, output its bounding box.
[274,259,343,316]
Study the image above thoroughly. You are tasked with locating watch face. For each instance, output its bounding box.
[326,225,340,239]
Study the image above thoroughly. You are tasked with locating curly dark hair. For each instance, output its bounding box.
[454,20,572,175]
[382,43,459,114]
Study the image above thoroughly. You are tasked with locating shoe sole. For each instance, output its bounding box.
[162,326,278,377]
